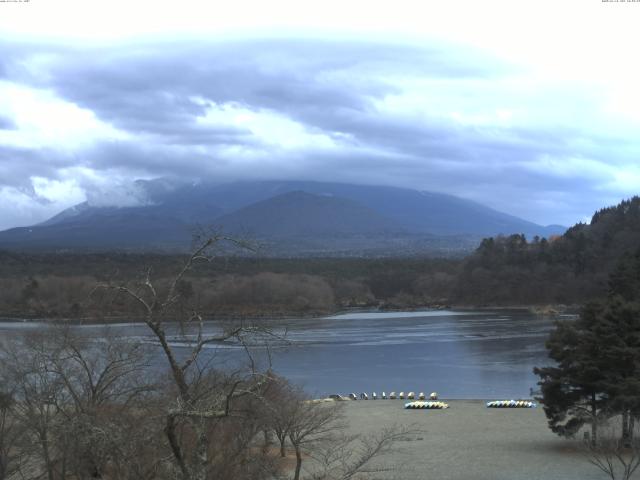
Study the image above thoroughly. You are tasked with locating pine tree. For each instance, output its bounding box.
[535,248,640,445]
[534,308,609,444]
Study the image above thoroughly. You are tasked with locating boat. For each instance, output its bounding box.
[404,401,449,409]
[486,400,536,408]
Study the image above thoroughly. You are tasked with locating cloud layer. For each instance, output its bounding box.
[0,37,638,230]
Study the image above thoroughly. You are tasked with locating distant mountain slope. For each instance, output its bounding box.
[0,179,565,254]
[216,191,402,237]
[40,181,223,228]
[248,181,562,237]
[0,208,194,250]
[137,180,562,237]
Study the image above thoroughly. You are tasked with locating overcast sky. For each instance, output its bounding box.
[0,0,639,230]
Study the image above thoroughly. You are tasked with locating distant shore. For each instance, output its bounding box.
[0,303,579,325]
[341,400,599,480]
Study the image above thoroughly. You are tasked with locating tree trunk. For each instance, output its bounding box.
[623,410,631,448]
[165,415,189,480]
[293,444,302,480]
[149,322,191,398]
[261,429,272,454]
[591,392,597,447]
[38,426,55,480]
[194,421,209,480]
[280,438,286,458]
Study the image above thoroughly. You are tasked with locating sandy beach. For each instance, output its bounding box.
[341,400,603,480]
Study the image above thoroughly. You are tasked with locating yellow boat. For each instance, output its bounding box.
[404,401,449,409]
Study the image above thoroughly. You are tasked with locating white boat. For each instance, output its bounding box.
[486,400,536,408]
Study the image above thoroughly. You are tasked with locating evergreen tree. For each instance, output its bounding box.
[535,248,640,445]
[534,309,609,444]
[600,250,640,445]
[609,250,640,302]
[595,298,640,446]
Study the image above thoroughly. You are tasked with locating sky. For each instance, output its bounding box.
[0,0,639,230]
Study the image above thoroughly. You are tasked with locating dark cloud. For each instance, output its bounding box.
[79,140,203,175]
[0,38,635,227]
[0,146,58,188]
[14,40,508,137]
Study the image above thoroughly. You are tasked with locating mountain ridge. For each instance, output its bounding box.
[0,180,566,255]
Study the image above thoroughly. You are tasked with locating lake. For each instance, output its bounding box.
[0,309,567,399]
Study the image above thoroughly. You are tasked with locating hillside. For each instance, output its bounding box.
[0,179,565,255]
[455,196,640,305]
[158,180,563,237]
[0,208,193,250]
[216,191,402,237]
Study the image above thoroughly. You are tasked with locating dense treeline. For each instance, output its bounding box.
[1,196,640,318]
[458,196,640,305]
[0,255,459,319]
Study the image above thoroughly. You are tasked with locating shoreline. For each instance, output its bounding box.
[0,303,579,325]
[324,397,540,402]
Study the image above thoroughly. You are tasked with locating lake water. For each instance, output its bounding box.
[0,310,567,399]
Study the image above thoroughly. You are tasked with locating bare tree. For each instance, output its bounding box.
[288,399,345,480]
[46,327,156,479]
[94,233,283,480]
[260,372,298,458]
[44,327,153,414]
[1,331,69,480]
[0,391,25,480]
[584,416,640,480]
[0,326,161,480]
[309,425,417,480]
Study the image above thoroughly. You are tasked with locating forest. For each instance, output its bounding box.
[0,196,639,320]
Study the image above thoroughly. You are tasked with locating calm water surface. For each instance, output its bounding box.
[0,310,568,399]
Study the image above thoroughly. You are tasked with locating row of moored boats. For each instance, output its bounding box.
[404,400,536,409]
[486,400,536,408]
[328,392,536,409]
[332,392,440,401]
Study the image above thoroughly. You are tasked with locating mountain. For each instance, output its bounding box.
[0,208,193,250]
[216,191,402,237]
[129,180,562,237]
[0,179,566,255]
